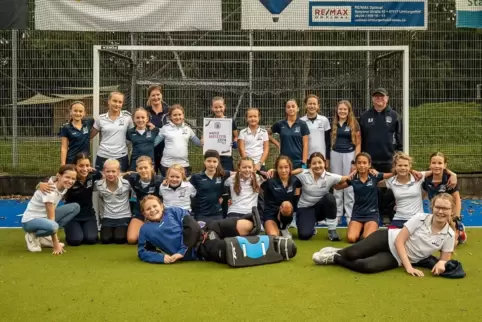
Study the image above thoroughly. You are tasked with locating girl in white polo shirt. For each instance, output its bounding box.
[313,193,456,276]
[90,91,134,172]
[224,157,262,218]
[22,164,80,254]
[157,104,202,177]
[300,95,331,168]
[238,108,269,171]
[159,164,197,211]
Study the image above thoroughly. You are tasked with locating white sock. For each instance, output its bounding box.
[326,218,337,230]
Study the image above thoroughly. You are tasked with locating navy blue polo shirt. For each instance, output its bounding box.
[261,176,298,218]
[59,119,94,164]
[190,171,231,220]
[333,122,356,153]
[124,173,164,216]
[126,127,160,169]
[146,104,169,159]
[64,170,102,221]
[271,118,310,166]
[422,172,459,200]
[347,173,384,218]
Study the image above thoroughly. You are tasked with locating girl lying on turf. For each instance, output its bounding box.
[159,164,196,211]
[312,193,456,276]
[22,165,80,254]
[137,195,262,264]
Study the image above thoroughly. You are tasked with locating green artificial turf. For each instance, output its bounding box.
[0,228,481,322]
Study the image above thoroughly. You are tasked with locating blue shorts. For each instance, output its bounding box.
[101,217,131,228]
[351,214,380,224]
[262,210,293,229]
[389,219,407,229]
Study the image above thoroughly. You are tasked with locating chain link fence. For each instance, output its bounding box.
[0,0,481,175]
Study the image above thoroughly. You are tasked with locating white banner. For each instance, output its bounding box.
[203,118,233,157]
[242,0,427,30]
[35,0,222,32]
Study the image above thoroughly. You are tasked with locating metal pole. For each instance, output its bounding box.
[402,47,410,155]
[92,46,101,160]
[11,29,18,168]
[249,30,254,107]
[365,31,371,110]
[130,33,137,112]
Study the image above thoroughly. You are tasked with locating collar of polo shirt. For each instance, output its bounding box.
[391,173,416,185]
[423,214,451,235]
[308,169,327,179]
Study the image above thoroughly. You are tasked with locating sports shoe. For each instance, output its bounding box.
[289,213,297,228]
[328,229,341,241]
[280,229,292,239]
[25,233,41,252]
[457,221,467,244]
[312,247,341,265]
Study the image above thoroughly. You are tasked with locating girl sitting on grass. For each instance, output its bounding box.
[312,193,456,277]
[22,165,80,254]
[159,164,196,211]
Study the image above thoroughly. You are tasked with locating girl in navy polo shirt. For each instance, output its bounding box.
[60,101,94,165]
[190,150,232,222]
[330,100,361,224]
[423,152,465,244]
[145,85,169,174]
[334,153,385,243]
[124,156,164,244]
[268,99,310,170]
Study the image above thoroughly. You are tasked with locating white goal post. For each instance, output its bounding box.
[92,45,410,161]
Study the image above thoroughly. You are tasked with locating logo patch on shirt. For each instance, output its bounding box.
[294,127,300,133]
[215,177,222,184]
[118,119,125,126]
[182,128,188,135]
[286,186,293,193]
[439,184,446,192]
[179,191,186,198]
[86,180,93,189]
[431,236,443,247]
[344,127,350,132]
[386,116,392,123]
[146,131,152,138]
[319,181,327,189]
[368,118,373,123]
[366,180,373,187]
[148,187,155,193]
[82,127,88,134]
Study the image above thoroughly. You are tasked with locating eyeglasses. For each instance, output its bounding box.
[433,206,452,213]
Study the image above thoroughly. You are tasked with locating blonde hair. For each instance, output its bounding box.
[136,156,155,177]
[233,158,260,195]
[431,193,456,230]
[108,91,124,101]
[331,100,359,148]
[133,107,150,120]
[212,96,225,105]
[146,85,162,106]
[166,164,188,183]
[392,151,413,173]
[246,107,261,118]
[103,159,120,170]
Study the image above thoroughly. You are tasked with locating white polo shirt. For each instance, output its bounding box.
[385,173,425,221]
[388,213,455,266]
[21,185,67,223]
[159,122,196,167]
[94,111,134,158]
[238,127,269,164]
[95,177,131,220]
[297,170,342,208]
[225,174,261,214]
[159,181,196,211]
[300,114,331,157]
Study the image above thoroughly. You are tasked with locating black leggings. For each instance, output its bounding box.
[100,226,128,244]
[197,217,241,264]
[334,229,399,274]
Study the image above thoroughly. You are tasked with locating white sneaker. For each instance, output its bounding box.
[312,247,341,265]
[25,233,41,252]
[280,229,292,239]
[289,213,297,228]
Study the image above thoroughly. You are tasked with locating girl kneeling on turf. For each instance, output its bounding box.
[22,165,80,254]
[313,193,456,276]
[137,195,261,264]
[224,157,262,219]
[159,164,196,211]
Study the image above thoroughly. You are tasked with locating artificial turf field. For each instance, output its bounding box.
[1,229,480,322]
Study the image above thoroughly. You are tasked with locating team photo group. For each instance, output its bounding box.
[20,84,466,276]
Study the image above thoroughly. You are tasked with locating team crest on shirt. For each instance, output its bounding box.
[179,191,186,198]
[366,180,373,186]
[344,127,350,132]
[386,116,392,123]
[148,187,155,193]
[118,119,125,126]
[286,186,293,193]
[216,177,222,184]
[431,236,443,247]
[82,127,88,134]
[368,118,373,123]
[294,127,300,133]
[319,181,327,188]
[439,184,446,192]
[182,128,188,135]
[146,131,152,138]
[86,180,93,188]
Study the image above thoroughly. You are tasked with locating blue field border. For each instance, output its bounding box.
[1,199,481,228]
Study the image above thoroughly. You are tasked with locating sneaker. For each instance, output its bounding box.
[312,248,340,265]
[328,229,341,241]
[280,229,292,239]
[289,213,297,229]
[25,233,41,252]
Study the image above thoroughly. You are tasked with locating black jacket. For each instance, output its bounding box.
[359,106,403,164]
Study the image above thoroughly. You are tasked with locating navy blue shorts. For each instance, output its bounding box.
[101,217,131,228]
[351,214,380,224]
[195,213,224,223]
[389,219,407,229]
[262,211,293,229]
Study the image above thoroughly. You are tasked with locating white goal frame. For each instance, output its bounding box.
[92,45,410,160]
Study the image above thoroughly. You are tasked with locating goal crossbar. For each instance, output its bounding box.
[92,45,410,159]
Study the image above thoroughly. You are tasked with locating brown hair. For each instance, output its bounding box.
[147,85,163,106]
[233,157,260,195]
[133,107,150,120]
[355,152,372,164]
[70,101,85,109]
[136,156,155,177]
[72,153,90,166]
[308,152,326,167]
[166,164,188,183]
[169,104,185,118]
[212,96,225,104]
[331,100,359,148]
[246,107,261,118]
[273,155,293,179]
[204,149,225,177]
[58,164,76,175]
[140,195,163,217]
[108,91,124,101]
[430,152,447,164]
[431,193,456,230]
[392,151,412,173]
[303,94,320,114]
